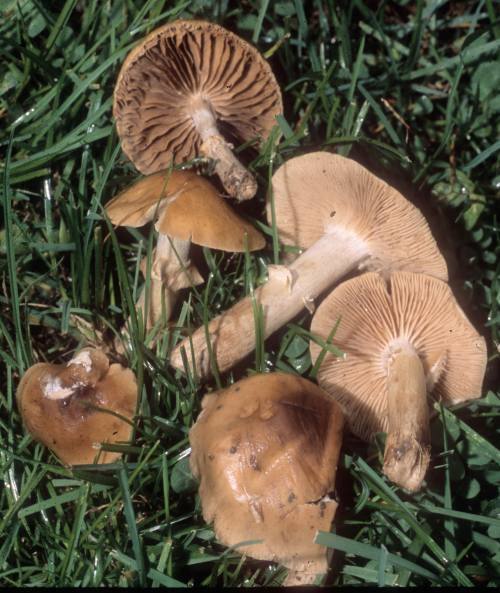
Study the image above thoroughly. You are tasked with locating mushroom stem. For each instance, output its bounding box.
[170,228,368,378]
[191,101,258,201]
[116,235,202,351]
[141,234,193,327]
[383,344,431,492]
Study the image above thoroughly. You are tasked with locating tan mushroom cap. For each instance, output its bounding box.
[106,169,265,251]
[310,272,487,441]
[189,373,344,576]
[113,19,282,174]
[16,348,138,466]
[106,169,195,228]
[269,152,448,280]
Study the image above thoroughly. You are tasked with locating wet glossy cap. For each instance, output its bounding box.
[16,348,138,466]
[190,372,344,575]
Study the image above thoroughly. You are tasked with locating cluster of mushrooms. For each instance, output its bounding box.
[17,19,487,586]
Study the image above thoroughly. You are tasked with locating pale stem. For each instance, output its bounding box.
[115,235,198,351]
[383,343,431,492]
[191,101,257,201]
[141,234,192,328]
[169,229,369,379]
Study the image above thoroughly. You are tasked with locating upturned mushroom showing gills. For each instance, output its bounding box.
[170,152,448,380]
[105,169,265,333]
[113,20,282,201]
[16,348,138,466]
[189,373,344,584]
[310,272,487,492]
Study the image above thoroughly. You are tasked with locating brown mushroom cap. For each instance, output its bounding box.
[310,272,487,441]
[189,372,344,575]
[113,20,282,175]
[106,169,265,251]
[269,152,448,280]
[16,348,138,466]
[105,169,194,228]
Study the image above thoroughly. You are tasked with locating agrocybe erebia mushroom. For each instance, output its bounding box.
[105,169,265,334]
[310,272,487,492]
[189,373,344,585]
[170,152,448,379]
[113,20,283,201]
[17,348,138,466]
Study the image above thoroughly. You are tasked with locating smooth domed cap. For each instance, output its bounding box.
[106,170,265,251]
[157,177,265,252]
[114,19,283,174]
[105,169,196,227]
[310,272,487,441]
[189,373,344,575]
[269,153,448,281]
[16,348,138,466]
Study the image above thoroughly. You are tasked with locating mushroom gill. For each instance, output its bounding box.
[114,20,283,200]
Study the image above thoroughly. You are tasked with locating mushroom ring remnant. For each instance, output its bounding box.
[310,271,487,492]
[105,169,265,336]
[16,348,138,466]
[189,372,344,584]
[170,152,448,380]
[113,20,283,201]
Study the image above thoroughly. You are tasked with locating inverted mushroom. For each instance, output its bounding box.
[114,20,283,201]
[189,372,344,584]
[105,169,265,334]
[310,271,487,492]
[170,152,448,379]
[16,348,138,466]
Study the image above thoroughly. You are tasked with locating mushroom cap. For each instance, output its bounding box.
[105,170,265,251]
[16,348,138,466]
[189,372,344,574]
[105,169,195,228]
[113,19,283,174]
[268,152,448,280]
[310,272,487,441]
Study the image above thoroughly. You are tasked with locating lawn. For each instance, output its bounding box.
[1,0,499,587]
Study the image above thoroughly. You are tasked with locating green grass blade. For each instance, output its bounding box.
[315,532,439,581]
[117,466,147,587]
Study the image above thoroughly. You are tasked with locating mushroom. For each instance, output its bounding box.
[105,169,265,333]
[113,19,283,201]
[170,152,448,380]
[16,348,138,466]
[189,372,344,584]
[310,271,487,492]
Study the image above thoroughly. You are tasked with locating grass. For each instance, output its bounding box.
[1,0,499,587]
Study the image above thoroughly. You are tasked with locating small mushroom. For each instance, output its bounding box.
[170,152,447,379]
[16,348,138,466]
[105,169,265,333]
[113,20,283,201]
[309,272,487,492]
[189,372,344,584]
